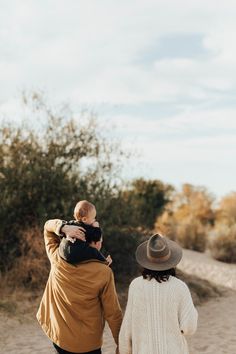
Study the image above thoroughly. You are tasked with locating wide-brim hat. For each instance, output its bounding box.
[135,234,182,271]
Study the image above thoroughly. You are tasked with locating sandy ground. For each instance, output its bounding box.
[178,249,236,290]
[0,315,116,354]
[1,249,236,354]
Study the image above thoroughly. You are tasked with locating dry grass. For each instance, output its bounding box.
[5,225,50,290]
[0,281,43,318]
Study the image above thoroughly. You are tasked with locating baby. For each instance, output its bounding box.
[59,200,111,265]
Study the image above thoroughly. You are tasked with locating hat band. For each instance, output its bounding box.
[147,249,171,263]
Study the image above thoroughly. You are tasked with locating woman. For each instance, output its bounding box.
[119,234,198,354]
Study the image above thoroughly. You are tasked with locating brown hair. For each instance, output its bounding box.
[142,268,176,283]
[73,200,95,221]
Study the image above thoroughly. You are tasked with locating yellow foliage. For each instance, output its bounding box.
[216,192,236,226]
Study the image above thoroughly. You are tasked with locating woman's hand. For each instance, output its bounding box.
[61,225,86,243]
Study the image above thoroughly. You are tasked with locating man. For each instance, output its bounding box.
[37,219,122,354]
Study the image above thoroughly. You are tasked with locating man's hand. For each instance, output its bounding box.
[61,225,86,243]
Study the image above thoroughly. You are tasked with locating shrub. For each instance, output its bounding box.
[102,226,145,277]
[176,219,208,252]
[154,210,178,241]
[209,224,236,263]
[121,179,173,229]
[7,225,49,290]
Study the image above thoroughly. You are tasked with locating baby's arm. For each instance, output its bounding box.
[62,224,86,243]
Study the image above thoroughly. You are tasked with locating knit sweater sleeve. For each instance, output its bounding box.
[178,282,198,336]
[119,282,134,354]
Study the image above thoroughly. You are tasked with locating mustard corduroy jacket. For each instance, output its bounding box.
[36,219,122,353]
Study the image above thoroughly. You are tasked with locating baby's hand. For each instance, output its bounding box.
[106,255,112,266]
[91,221,99,227]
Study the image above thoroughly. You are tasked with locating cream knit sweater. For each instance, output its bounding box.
[119,276,198,354]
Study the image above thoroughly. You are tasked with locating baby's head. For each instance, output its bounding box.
[73,200,96,225]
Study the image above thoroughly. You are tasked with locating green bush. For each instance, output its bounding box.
[209,224,236,263]
[121,179,173,229]
[102,227,144,277]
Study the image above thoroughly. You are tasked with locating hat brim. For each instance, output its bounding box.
[135,237,183,271]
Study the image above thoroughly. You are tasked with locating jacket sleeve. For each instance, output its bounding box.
[178,282,198,336]
[100,269,123,345]
[44,219,66,263]
[118,283,133,354]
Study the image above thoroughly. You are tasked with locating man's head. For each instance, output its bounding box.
[74,200,96,225]
[82,223,103,251]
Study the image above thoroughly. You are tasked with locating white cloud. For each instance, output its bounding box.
[1,0,236,196]
[109,107,236,137]
[1,0,236,104]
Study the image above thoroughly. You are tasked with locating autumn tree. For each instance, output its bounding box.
[216,192,236,226]
[173,184,215,226]
[156,184,215,251]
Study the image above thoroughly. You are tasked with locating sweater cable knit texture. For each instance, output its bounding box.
[119,276,198,354]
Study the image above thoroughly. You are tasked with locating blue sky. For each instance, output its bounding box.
[0,0,236,199]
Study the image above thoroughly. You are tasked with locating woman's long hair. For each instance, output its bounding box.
[142,268,176,283]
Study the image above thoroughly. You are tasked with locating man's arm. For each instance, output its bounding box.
[100,269,123,345]
[44,219,66,262]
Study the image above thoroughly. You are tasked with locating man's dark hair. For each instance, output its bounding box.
[142,268,176,283]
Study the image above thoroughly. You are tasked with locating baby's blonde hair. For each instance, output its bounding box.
[73,200,95,221]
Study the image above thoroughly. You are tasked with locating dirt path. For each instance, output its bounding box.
[1,249,236,354]
[0,315,116,354]
[187,290,236,354]
[178,249,236,290]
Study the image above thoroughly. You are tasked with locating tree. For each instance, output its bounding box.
[121,178,173,229]
[156,184,215,251]
[173,184,215,226]
[0,92,124,271]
